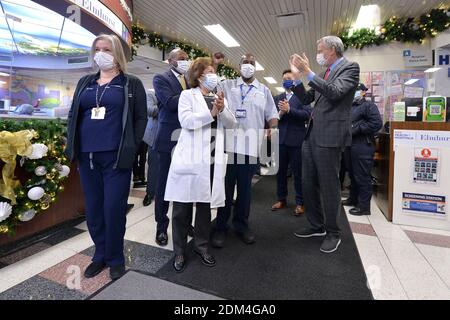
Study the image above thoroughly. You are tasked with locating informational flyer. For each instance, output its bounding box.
[402,193,446,217]
[393,102,406,121]
[413,148,439,184]
[423,96,447,122]
[404,86,424,99]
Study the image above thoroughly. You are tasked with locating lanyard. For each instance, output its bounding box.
[240,84,254,105]
[96,82,111,108]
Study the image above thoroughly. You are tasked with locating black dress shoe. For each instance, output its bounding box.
[126,204,134,214]
[133,181,147,189]
[110,265,126,280]
[173,255,186,273]
[143,194,153,207]
[236,230,256,245]
[211,230,226,248]
[187,225,195,238]
[349,207,371,216]
[195,251,216,267]
[156,231,168,247]
[342,198,357,206]
[84,261,106,278]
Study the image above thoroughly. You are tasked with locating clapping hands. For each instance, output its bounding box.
[289,53,311,79]
[278,99,290,115]
[211,91,225,117]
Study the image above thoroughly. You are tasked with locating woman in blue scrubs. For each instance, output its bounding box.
[66,34,147,281]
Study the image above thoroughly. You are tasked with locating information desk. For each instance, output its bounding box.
[375,122,450,227]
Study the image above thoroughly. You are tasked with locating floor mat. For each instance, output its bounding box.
[156,176,373,300]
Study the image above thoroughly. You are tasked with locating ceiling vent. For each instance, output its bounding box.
[275,12,308,30]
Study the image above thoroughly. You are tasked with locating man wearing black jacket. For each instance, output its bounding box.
[342,84,383,216]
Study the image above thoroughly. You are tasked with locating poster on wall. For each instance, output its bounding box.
[402,193,446,218]
[423,96,447,122]
[413,148,439,184]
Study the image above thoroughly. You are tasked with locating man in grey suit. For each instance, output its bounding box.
[289,36,360,254]
[142,90,159,207]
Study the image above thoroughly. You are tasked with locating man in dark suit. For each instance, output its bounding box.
[289,36,360,254]
[271,69,311,216]
[153,48,192,247]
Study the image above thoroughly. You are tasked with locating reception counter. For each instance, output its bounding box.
[374,122,450,222]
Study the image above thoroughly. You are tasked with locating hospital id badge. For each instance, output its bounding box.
[236,109,247,119]
[91,107,106,120]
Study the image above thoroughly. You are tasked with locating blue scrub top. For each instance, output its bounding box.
[78,73,125,153]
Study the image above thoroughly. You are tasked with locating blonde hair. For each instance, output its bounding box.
[91,34,128,73]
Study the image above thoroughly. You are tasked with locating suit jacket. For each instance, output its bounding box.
[293,58,360,148]
[142,91,159,148]
[153,70,185,153]
[274,92,311,147]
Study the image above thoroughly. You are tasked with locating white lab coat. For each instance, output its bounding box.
[164,87,237,208]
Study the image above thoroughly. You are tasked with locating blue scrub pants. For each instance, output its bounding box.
[78,151,132,266]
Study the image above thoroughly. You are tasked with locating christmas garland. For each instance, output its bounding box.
[132,24,240,79]
[0,120,70,236]
[339,8,450,50]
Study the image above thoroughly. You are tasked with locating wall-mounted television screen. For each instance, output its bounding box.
[0,0,95,57]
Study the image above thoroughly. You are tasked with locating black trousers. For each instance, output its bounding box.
[302,129,343,236]
[344,143,376,211]
[133,142,148,180]
[277,144,303,205]
[216,153,258,233]
[172,202,211,256]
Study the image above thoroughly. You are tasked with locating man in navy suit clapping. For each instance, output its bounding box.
[271,70,311,216]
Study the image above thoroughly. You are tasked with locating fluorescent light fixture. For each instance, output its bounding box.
[255,61,264,71]
[0,81,6,85]
[0,72,9,77]
[264,77,277,84]
[424,67,441,73]
[204,24,240,47]
[275,87,285,93]
[404,79,419,85]
[353,5,381,30]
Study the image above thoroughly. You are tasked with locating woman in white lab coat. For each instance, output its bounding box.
[165,57,237,273]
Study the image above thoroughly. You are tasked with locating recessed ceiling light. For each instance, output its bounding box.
[255,61,264,71]
[424,67,441,73]
[264,77,277,84]
[204,24,240,47]
[404,79,419,85]
[275,87,285,93]
[353,5,381,30]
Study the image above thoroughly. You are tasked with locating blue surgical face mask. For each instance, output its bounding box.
[283,80,294,90]
[354,91,362,99]
[201,73,219,92]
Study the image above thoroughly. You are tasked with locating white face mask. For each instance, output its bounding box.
[201,73,219,92]
[241,64,256,79]
[176,60,191,74]
[94,51,116,71]
[316,53,328,67]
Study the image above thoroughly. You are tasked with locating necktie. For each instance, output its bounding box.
[324,67,331,81]
[178,75,187,90]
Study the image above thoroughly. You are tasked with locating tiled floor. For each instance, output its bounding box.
[347,198,450,300]
[1,180,450,300]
